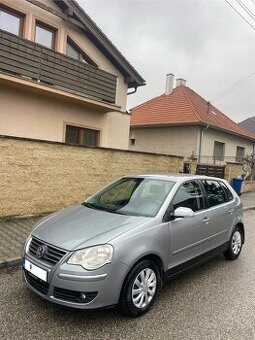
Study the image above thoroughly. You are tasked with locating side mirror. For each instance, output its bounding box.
[171,207,195,218]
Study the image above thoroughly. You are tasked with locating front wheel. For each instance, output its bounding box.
[119,259,161,317]
[224,226,243,260]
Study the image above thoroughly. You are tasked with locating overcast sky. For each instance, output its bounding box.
[78,0,255,123]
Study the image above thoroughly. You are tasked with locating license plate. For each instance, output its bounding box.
[23,258,48,282]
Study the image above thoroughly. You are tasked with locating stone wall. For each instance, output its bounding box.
[0,136,183,217]
[242,181,255,193]
[225,162,243,183]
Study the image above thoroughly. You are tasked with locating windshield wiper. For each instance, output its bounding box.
[82,202,102,210]
[82,202,125,215]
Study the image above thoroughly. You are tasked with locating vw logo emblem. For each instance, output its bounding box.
[36,245,46,258]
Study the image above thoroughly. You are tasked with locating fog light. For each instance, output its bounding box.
[79,293,87,301]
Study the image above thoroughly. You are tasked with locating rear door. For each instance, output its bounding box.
[201,179,235,246]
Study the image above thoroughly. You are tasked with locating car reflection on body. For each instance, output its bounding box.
[22,174,244,316]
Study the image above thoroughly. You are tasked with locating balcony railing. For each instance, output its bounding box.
[0,30,117,104]
[198,155,245,165]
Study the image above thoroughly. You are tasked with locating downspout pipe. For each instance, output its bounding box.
[127,87,137,95]
[198,124,209,163]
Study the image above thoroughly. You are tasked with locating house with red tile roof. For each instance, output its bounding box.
[130,75,255,165]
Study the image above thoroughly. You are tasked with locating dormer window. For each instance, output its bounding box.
[66,38,97,67]
[0,6,23,36]
[35,21,55,49]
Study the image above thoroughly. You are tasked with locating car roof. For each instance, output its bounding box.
[123,173,227,183]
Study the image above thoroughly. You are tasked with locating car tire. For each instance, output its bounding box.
[119,259,161,317]
[224,226,243,260]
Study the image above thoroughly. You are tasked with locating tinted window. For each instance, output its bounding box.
[202,180,227,207]
[219,181,234,202]
[172,181,204,212]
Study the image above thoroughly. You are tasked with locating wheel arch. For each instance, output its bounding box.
[118,253,164,303]
[235,222,245,244]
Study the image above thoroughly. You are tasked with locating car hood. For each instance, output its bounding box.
[32,205,149,251]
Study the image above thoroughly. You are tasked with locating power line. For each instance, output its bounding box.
[214,1,255,102]
[225,0,255,31]
[212,69,255,102]
[235,0,255,21]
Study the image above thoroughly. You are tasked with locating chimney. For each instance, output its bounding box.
[176,78,186,87]
[165,73,174,95]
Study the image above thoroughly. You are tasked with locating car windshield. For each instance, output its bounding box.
[83,177,175,217]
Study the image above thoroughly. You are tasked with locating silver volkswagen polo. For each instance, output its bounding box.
[22,174,244,316]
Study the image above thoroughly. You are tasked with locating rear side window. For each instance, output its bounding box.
[202,180,227,208]
[172,181,204,212]
[219,181,234,202]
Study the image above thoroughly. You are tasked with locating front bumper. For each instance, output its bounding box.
[22,252,130,310]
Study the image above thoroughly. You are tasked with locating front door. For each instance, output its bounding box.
[168,180,213,269]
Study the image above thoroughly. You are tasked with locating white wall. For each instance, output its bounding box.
[0,85,129,149]
[130,126,200,157]
[200,127,255,163]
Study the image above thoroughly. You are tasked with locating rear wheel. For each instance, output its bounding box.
[224,226,243,260]
[119,259,160,317]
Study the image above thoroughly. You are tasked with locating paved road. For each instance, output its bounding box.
[1,210,255,340]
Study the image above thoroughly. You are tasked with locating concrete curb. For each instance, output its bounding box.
[243,206,255,212]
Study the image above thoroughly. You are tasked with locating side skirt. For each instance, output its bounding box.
[165,242,229,281]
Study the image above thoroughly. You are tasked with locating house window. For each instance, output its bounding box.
[213,141,225,161]
[66,38,97,66]
[0,6,23,36]
[35,21,55,49]
[236,146,245,163]
[65,125,99,147]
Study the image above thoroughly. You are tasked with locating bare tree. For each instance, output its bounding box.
[242,153,255,180]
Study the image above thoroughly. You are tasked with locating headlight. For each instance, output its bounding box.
[67,245,113,270]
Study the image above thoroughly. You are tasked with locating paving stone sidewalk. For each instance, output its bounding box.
[0,216,42,268]
[0,192,254,269]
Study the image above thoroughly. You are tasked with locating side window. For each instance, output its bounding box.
[202,180,227,208]
[172,181,204,212]
[219,181,234,202]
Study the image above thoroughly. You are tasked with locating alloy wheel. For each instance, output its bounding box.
[231,230,242,255]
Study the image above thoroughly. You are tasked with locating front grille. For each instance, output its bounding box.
[29,237,66,266]
[53,287,98,304]
[24,270,49,295]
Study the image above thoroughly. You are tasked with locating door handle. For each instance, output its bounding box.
[228,209,234,214]
[203,217,210,223]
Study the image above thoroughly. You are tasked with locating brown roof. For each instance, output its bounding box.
[130,85,255,140]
